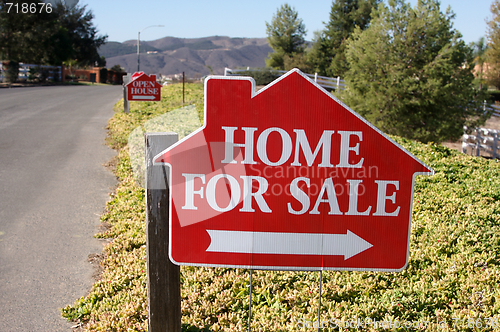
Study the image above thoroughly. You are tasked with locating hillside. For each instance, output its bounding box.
[99,36,272,77]
[99,41,161,58]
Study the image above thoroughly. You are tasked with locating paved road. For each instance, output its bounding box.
[0,85,121,331]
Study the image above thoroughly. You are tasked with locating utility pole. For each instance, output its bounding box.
[137,25,164,72]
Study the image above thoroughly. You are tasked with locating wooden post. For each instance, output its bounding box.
[476,129,481,157]
[182,71,185,107]
[145,132,181,332]
[462,133,467,154]
[123,73,131,113]
[493,132,498,159]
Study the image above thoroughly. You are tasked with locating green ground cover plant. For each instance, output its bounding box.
[62,82,500,331]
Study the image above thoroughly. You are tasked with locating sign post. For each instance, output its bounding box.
[153,69,433,272]
[122,73,131,113]
[145,132,180,332]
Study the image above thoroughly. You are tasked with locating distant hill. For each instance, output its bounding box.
[99,41,161,58]
[99,36,272,77]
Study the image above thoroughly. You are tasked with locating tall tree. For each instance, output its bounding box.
[0,0,106,66]
[0,0,55,63]
[342,0,488,143]
[55,3,106,66]
[486,0,500,88]
[308,0,380,77]
[265,3,307,70]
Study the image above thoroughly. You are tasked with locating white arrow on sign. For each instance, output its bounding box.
[132,95,156,100]
[206,230,373,260]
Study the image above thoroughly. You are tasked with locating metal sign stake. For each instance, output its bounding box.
[248,269,253,332]
[317,270,323,332]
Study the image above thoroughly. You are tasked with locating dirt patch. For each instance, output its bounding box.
[482,115,500,130]
[88,253,106,282]
[103,155,118,173]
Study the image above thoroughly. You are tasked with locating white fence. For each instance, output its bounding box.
[0,62,62,82]
[224,67,345,91]
[462,104,500,158]
[462,127,500,158]
[486,103,500,117]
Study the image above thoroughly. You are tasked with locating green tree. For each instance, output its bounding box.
[341,0,488,143]
[265,3,307,70]
[0,0,106,66]
[486,0,500,88]
[110,64,124,72]
[0,0,56,63]
[55,3,107,66]
[471,37,487,89]
[63,58,77,81]
[308,0,380,77]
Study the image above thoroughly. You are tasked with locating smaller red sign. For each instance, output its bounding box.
[126,72,162,101]
[131,71,144,81]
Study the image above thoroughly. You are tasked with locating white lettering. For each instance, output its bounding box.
[291,129,334,167]
[240,176,272,213]
[221,126,257,164]
[221,127,366,169]
[206,174,241,212]
[336,131,364,168]
[287,177,310,215]
[345,179,371,215]
[373,180,400,216]
[310,178,342,215]
[257,127,293,166]
[182,173,205,210]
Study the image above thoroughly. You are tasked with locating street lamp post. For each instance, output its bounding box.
[137,25,164,72]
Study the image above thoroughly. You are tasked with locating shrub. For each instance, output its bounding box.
[233,68,280,85]
[4,60,19,83]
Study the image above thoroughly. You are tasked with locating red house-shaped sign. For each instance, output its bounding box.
[126,72,162,101]
[153,69,433,271]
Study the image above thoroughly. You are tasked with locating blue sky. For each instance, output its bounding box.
[78,0,492,45]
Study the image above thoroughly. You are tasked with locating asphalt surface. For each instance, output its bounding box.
[0,85,121,331]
